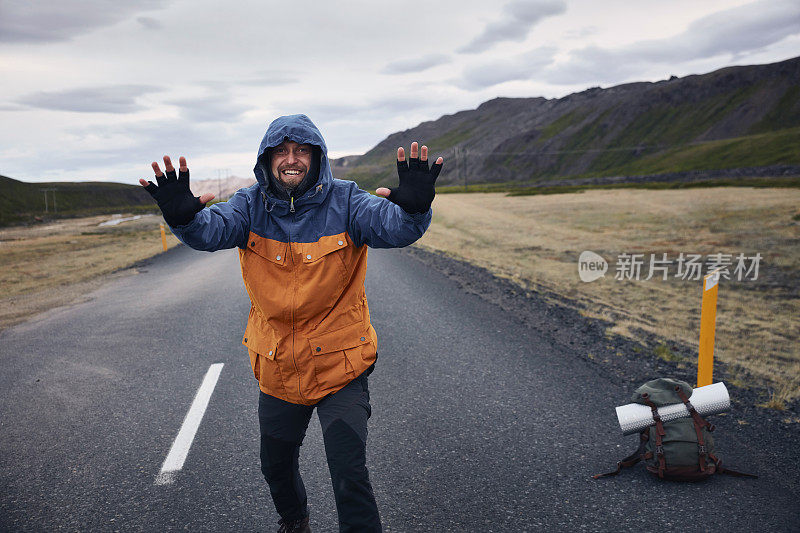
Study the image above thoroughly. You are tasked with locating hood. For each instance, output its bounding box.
[253,114,333,209]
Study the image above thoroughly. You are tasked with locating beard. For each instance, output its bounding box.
[274,165,306,188]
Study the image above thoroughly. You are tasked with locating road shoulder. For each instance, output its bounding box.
[402,244,800,425]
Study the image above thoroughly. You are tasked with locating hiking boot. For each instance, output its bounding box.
[277,515,311,533]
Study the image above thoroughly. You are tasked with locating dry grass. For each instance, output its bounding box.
[0,214,180,330]
[419,188,800,402]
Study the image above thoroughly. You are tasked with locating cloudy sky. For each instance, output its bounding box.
[1,0,799,185]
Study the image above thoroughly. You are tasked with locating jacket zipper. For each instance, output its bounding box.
[287,218,304,402]
[265,190,309,401]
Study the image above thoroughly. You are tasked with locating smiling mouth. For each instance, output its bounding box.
[281,169,304,176]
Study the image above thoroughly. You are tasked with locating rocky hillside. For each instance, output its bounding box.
[333,56,800,189]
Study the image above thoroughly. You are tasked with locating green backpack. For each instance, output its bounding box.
[594,378,756,481]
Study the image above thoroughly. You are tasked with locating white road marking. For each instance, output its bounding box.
[155,363,224,485]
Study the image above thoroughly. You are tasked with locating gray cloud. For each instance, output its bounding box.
[295,93,450,124]
[547,0,800,84]
[562,25,598,39]
[298,103,364,123]
[458,0,566,54]
[166,94,252,123]
[136,16,162,30]
[40,111,394,179]
[0,0,168,44]
[458,46,557,89]
[238,70,300,87]
[52,117,266,175]
[16,85,163,113]
[382,54,452,74]
[370,94,445,114]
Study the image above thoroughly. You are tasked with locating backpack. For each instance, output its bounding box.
[594,378,756,481]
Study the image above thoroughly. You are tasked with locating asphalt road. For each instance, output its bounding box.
[1,244,798,532]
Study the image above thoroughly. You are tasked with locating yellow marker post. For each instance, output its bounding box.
[697,268,721,387]
[159,223,168,252]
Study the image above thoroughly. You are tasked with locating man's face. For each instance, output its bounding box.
[270,140,313,189]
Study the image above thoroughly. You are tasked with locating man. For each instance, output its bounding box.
[140,114,442,533]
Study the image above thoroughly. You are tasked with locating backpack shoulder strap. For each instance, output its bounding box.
[641,393,667,478]
[674,386,714,431]
[674,386,711,472]
[593,431,649,479]
[708,453,759,479]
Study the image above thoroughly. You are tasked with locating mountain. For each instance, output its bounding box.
[0,175,154,226]
[0,173,258,226]
[332,56,800,190]
[192,175,256,199]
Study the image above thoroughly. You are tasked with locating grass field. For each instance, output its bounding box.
[418,188,800,406]
[434,175,800,196]
[0,214,180,330]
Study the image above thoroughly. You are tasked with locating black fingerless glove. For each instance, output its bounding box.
[143,167,204,227]
[386,156,442,214]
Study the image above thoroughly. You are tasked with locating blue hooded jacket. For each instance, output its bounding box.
[170,114,431,404]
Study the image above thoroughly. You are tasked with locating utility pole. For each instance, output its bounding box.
[40,188,58,213]
[215,168,231,200]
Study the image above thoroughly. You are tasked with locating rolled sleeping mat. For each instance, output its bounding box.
[615,382,730,435]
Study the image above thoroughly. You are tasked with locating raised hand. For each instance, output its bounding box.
[376,142,443,214]
[139,155,215,227]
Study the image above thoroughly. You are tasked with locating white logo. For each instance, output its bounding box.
[578,251,607,282]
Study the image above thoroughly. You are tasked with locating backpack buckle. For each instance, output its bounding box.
[655,445,664,456]
[698,445,707,454]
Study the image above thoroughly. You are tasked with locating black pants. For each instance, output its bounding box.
[258,369,381,532]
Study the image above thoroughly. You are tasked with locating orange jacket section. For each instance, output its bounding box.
[240,230,377,405]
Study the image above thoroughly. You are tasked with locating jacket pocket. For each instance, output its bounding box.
[307,322,371,386]
[242,308,281,388]
[248,349,260,381]
[242,308,278,360]
[300,233,348,264]
[245,232,288,266]
[244,320,285,395]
